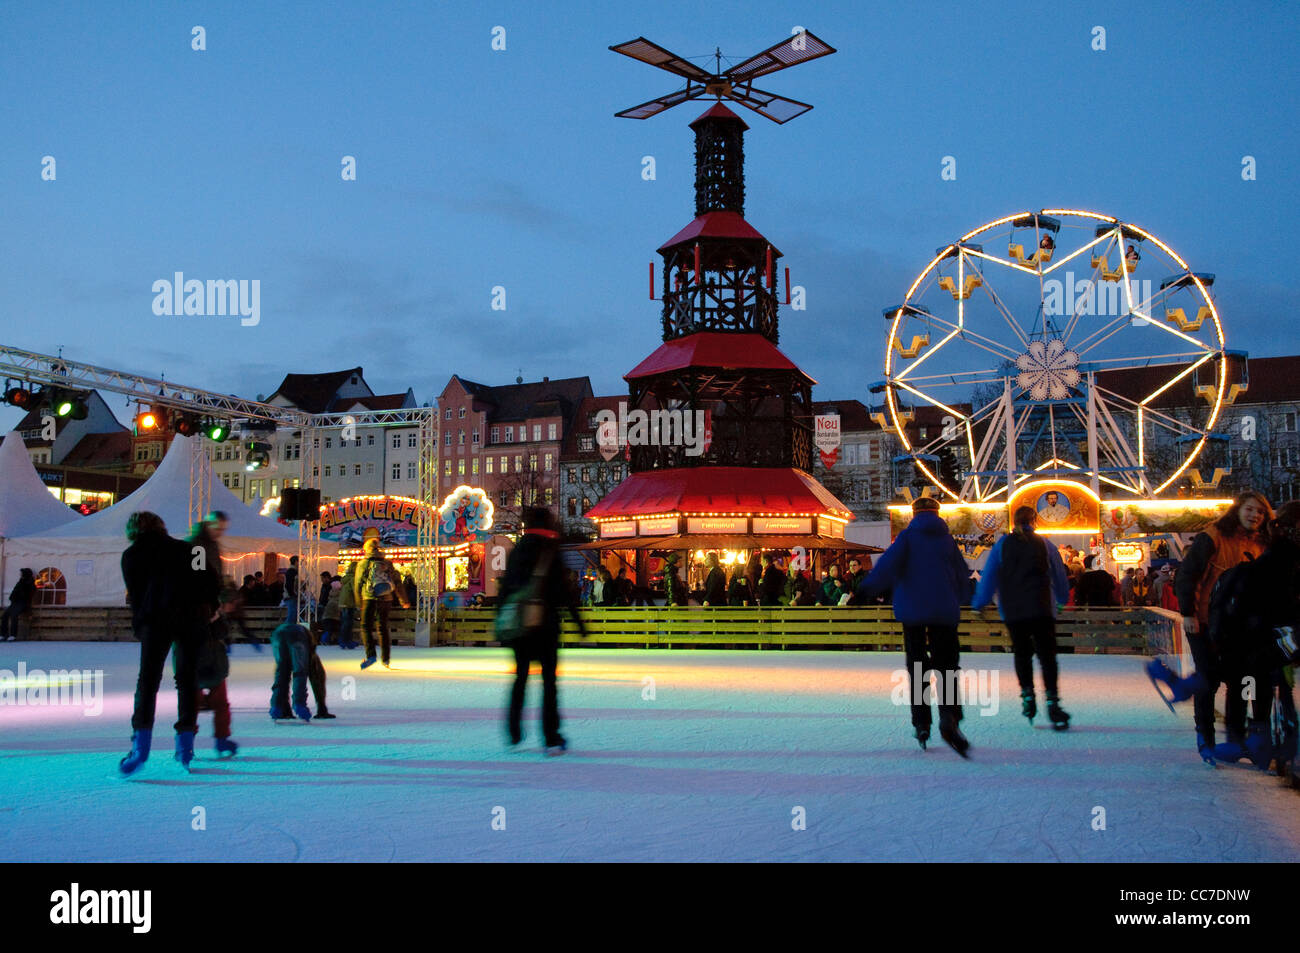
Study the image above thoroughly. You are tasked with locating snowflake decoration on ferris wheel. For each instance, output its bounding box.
[878,209,1241,503]
[1015,340,1081,401]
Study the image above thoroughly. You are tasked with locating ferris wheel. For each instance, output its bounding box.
[878,209,1241,503]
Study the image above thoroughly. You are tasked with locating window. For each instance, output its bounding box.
[544,453,553,471]
[458,430,465,445]
[366,462,375,475]
[1286,412,1298,433]
[491,426,499,443]
[367,434,375,446]
[500,456,507,472]
[548,423,557,441]
[313,437,319,449]
[231,473,240,488]
[33,567,67,606]
[581,467,590,483]
[445,432,452,446]
[532,425,541,441]
[392,434,401,449]
[567,497,577,516]
[407,461,416,479]
[354,464,362,476]
[504,428,514,443]
[284,444,293,461]
[472,429,479,445]
[582,497,592,512]
[459,408,466,418]
[544,487,553,504]
[529,454,538,471]
[392,463,401,480]
[324,465,331,477]
[221,473,230,487]
[500,490,509,506]
[514,456,522,473]
[578,435,593,453]
[472,458,479,475]
[408,433,417,448]
[845,444,858,466]
[445,409,452,420]
[458,460,466,476]
[529,488,538,504]
[519,426,527,441]
[588,412,599,427]
[486,457,494,474]
[444,460,452,475]
[312,466,319,477]
[514,490,523,506]
[325,437,333,449]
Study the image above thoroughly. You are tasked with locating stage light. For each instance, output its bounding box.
[205,420,231,441]
[50,390,88,420]
[3,385,34,409]
[134,406,162,434]
[173,414,200,436]
[245,440,271,471]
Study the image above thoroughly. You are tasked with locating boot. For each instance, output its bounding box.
[174,730,196,772]
[118,730,152,776]
[938,716,970,758]
[1145,658,1206,712]
[1045,693,1070,731]
[914,726,930,751]
[1244,720,1273,770]
[292,702,312,722]
[1214,728,1247,763]
[215,737,239,758]
[1196,730,1217,766]
[1020,690,1037,724]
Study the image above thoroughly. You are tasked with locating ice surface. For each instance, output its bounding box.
[1,642,1298,862]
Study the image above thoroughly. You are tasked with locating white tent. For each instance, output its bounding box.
[0,434,83,538]
[3,436,336,606]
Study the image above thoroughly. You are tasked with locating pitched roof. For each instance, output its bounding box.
[658,211,777,254]
[479,376,593,423]
[342,391,416,412]
[584,466,854,521]
[268,367,368,413]
[60,431,133,469]
[811,399,871,432]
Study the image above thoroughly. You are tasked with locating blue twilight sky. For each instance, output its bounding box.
[1,0,1297,432]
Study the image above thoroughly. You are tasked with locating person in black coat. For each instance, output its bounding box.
[117,511,201,774]
[727,568,753,606]
[758,554,785,606]
[0,568,36,641]
[1073,555,1117,606]
[702,553,727,607]
[500,507,589,753]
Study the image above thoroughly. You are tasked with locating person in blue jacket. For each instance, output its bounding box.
[972,505,1072,729]
[858,496,972,756]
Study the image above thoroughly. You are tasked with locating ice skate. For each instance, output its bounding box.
[174,730,196,772]
[215,737,239,758]
[938,719,970,758]
[1020,690,1037,725]
[118,730,152,776]
[1144,658,1204,713]
[1045,694,1070,731]
[360,656,377,670]
[1196,730,1218,766]
[292,703,313,722]
[1244,720,1273,770]
[914,726,930,751]
[544,737,568,757]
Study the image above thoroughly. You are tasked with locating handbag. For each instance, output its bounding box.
[494,549,554,644]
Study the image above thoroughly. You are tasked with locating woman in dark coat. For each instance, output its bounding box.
[118,511,200,775]
[702,553,727,607]
[0,568,36,641]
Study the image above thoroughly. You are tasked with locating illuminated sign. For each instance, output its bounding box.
[817,518,845,539]
[639,517,677,536]
[600,520,637,539]
[1006,480,1100,533]
[686,516,747,534]
[753,517,811,534]
[1110,543,1144,563]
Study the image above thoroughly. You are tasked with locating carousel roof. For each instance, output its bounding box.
[584,466,854,522]
[625,332,814,383]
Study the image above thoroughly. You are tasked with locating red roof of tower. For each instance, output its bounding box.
[657,211,779,253]
[585,466,854,521]
[689,102,749,130]
[625,332,815,383]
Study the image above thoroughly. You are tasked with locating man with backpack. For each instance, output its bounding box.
[353,538,408,670]
[973,505,1073,731]
[498,507,589,754]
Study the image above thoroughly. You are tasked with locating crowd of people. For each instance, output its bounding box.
[104,489,1298,775]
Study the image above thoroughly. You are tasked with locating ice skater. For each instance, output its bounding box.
[857,496,972,756]
[972,505,1072,730]
[354,539,407,669]
[118,511,200,775]
[1147,500,1298,772]
[499,507,589,754]
[188,512,240,760]
[269,622,333,720]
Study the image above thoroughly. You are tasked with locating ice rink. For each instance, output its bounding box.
[2,641,1298,862]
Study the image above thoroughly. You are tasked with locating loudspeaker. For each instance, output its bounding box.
[279,488,321,521]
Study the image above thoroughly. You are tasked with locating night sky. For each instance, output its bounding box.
[2,0,1296,429]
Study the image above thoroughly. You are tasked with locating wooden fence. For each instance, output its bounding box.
[12,605,1177,655]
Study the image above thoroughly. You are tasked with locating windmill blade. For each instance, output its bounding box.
[724,31,836,82]
[610,37,713,81]
[724,85,814,123]
[615,84,704,120]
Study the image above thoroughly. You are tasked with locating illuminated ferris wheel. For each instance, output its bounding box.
[878,209,1243,503]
